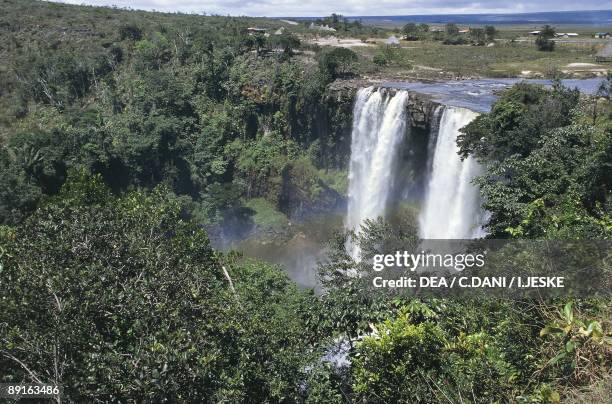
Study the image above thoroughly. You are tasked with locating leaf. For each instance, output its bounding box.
[562,302,573,324]
[586,321,603,338]
[549,391,561,404]
[565,340,576,353]
[546,351,567,366]
[540,325,563,337]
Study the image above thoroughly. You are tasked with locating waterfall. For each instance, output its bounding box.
[345,88,486,255]
[419,106,487,239]
[345,87,410,236]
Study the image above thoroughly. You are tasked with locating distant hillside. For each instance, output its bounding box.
[343,10,612,27]
[0,0,352,230]
[0,0,279,59]
[0,0,294,136]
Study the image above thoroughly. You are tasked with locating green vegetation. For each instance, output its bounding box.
[537,25,557,52]
[244,197,290,233]
[0,1,610,402]
[331,20,606,78]
[2,173,610,401]
[0,0,352,234]
[313,204,610,401]
[402,22,431,41]
[319,47,359,79]
[303,13,380,37]
[0,173,321,401]
[317,168,349,196]
[354,39,596,78]
[458,80,611,238]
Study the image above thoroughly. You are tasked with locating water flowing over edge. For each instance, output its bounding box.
[419,106,488,239]
[345,88,488,256]
[345,87,410,258]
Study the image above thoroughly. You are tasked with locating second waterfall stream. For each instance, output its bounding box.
[419,106,488,239]
[345,87,486,255]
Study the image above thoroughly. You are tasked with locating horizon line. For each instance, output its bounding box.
[43,2,612,19]
[287,9,612,19]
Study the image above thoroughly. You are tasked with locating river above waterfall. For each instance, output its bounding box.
[382,78,605,112]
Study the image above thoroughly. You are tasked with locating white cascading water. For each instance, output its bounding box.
[419,106,487,239]
[345,87,410,256]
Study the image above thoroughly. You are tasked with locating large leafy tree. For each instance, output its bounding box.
[458,82,579,162]
[318,48,358,79]
[458,82,610,238]
[0,173,320,401]
[536,25,556,52]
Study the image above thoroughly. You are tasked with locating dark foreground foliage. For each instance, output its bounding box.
[0,173,322,402]
[2,175,609,402]
[0,1,610,402]
[458,81,611,238]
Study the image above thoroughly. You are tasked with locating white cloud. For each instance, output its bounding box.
[51,0,612,17]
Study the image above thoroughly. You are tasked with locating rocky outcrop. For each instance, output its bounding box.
[325,79,447,209]
[406,92,440,130]
[327,78,444,134]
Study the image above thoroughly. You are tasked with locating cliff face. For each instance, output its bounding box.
[325,80,444,166]
[322,81,446,210]
[217,82,446,244]
[315,86,356,169]
[406,91,441,130]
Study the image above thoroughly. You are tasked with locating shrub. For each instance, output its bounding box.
[352,315,446,402]
[443,36,469,45]
[536,37,555,51]
[119,23,143,41]
[373,52,388,66]
[318,47,358,79]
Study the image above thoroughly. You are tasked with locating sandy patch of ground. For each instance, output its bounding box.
[519,70,545,78]
[561,69,608,75]
[562,62,608,76]
[566,62,602,68]
[308,37,374,48]
[414,65,442,71]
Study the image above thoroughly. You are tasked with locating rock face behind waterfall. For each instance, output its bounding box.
[343,85,487,242]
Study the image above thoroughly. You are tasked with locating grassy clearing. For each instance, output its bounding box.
[353,40,602,78]
[243,197,290,232]
[318,168,349,196]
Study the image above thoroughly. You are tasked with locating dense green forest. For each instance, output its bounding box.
[0,0,610,402]
[0,0,355,238]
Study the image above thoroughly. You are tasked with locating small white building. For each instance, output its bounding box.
[247,27,267,36]
[556,32,579,38]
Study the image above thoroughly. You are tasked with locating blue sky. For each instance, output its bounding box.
[52,0,612,17]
